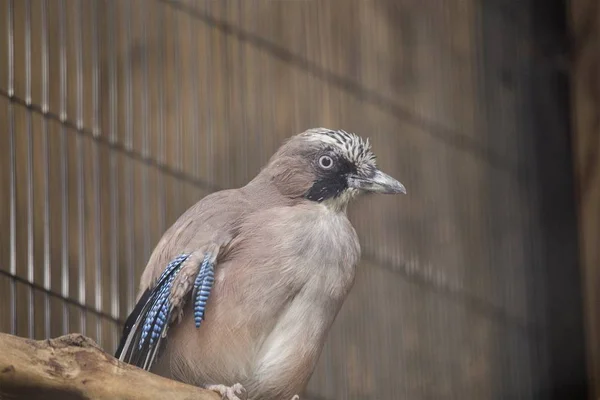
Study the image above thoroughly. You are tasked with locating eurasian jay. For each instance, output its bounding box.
[115,128,406,400]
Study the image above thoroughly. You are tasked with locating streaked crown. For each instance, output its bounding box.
[300,127,377,175]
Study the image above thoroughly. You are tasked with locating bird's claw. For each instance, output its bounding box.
[206,383,247,400]
[290,396,300,400]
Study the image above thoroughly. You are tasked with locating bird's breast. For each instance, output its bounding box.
[156,205,361,399]
[219,205,361,397]
[233,204,360,297]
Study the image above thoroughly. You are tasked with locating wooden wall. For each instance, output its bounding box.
[570,0,600,398]
[0,0,587,398]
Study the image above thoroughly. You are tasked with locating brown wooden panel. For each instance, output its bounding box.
[570,0,600,398]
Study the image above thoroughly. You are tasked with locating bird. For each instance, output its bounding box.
[115,128,406,400]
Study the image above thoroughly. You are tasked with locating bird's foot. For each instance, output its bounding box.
[206,383,247,400]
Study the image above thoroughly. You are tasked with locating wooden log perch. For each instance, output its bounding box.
[0,332,220,400]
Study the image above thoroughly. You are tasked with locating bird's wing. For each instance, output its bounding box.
[114,251,220,370]
[114,189,249,371]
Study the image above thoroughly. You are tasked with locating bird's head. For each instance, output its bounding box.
[262,128,406,211]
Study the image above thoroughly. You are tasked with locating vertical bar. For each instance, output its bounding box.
[219,4,231,187]
[237,2,247,178]
[157,8,165,167]
[246,1,259,165]
[75,0,83,130]
[188,12,199,179]
[42,121,50,337]
[41,0,49,113]
[24,0,35,339]
[26,103,34,340]
[261,7,270,165]
[60,122,69,334]
[75,0,86,335]
[125,163,134,310]
[173,9,182,212]
[124,0,135,311]
[141,0,149,158]
[124,0,133,150]
[92,135,101,343]
[110,147,119,320]
[92,0,102,344]
[24,0,31,104]
[108,0,119,323]
[157,8,166,234]
[59,0,67,122]
[173,10,182,172]
[7,0,14,97]
[59,0,68,334]
[41,0,50,338]
[8,103,16,334]
[76,136,86,335]
[204,1,214,185]
[108,0,117,144]
[141,2,150,258]
[58,0,69,330]
[91,0,100,136]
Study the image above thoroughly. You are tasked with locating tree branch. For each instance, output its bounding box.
[0,332,220,400]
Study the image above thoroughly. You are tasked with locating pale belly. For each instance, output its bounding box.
[153,269,349,400]
[152,206,359,399]
[246,283,342,399]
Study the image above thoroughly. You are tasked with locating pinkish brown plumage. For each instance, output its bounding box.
[116,128,405,400]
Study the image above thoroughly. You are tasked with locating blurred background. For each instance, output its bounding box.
[0,0,597,399]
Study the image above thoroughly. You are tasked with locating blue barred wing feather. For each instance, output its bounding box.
[115,253,217,371]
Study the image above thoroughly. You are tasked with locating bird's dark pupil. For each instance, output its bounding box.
[321,157,331,167]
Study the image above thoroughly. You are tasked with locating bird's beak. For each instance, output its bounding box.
[348,169,407,194]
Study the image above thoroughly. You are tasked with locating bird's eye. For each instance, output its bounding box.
[318,155,334,169]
